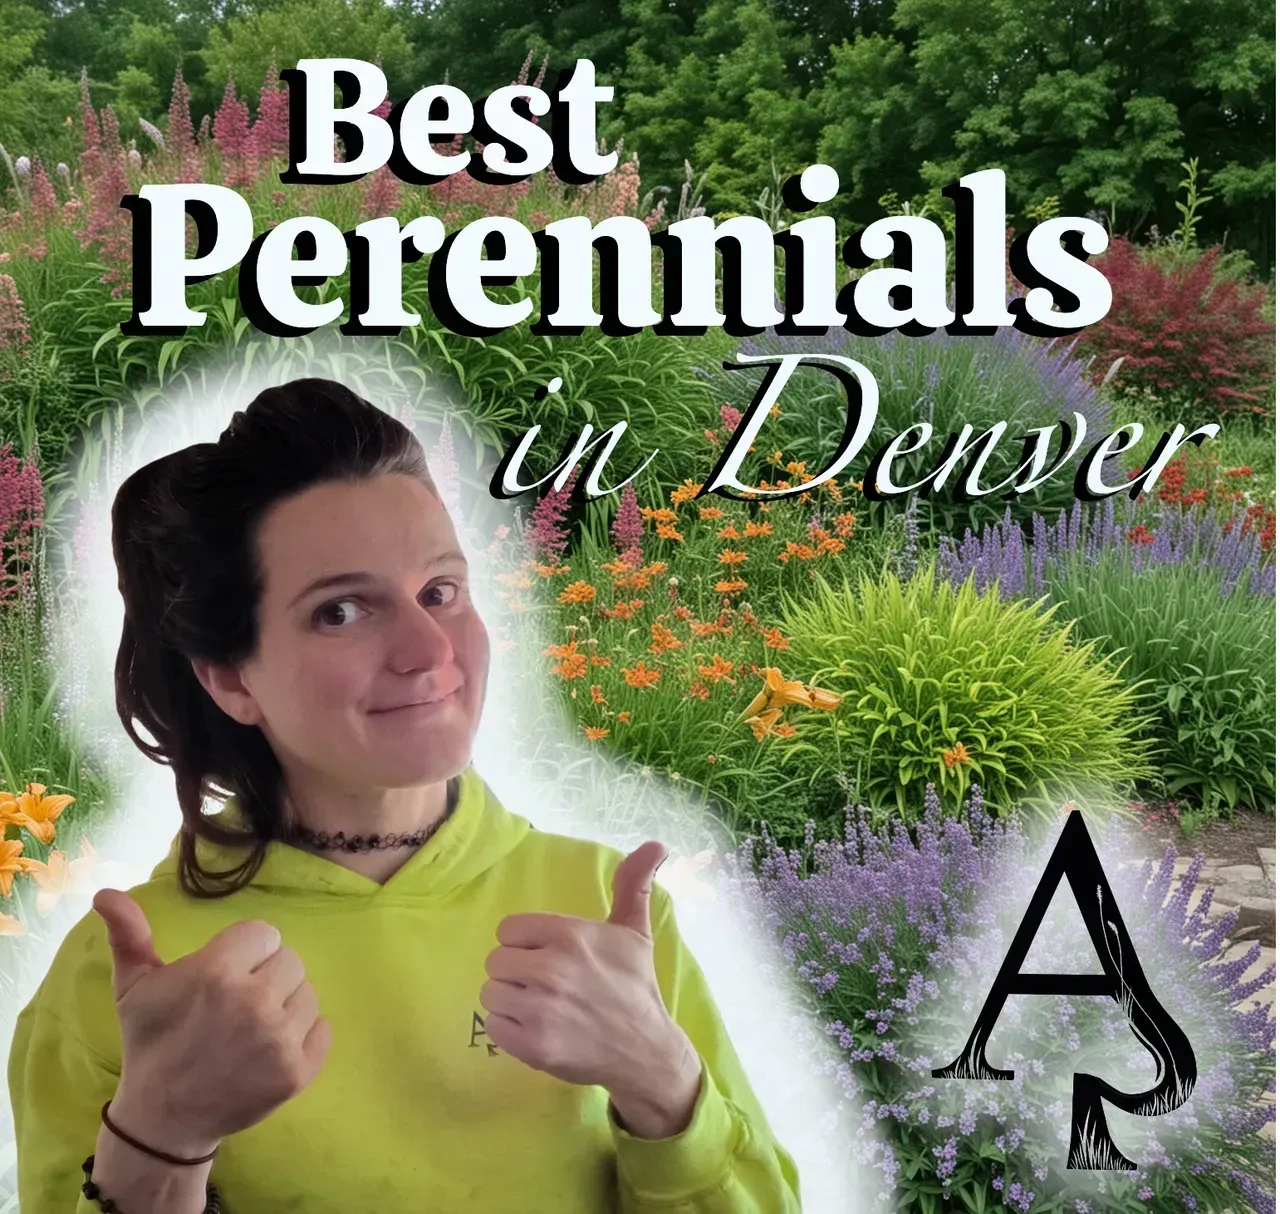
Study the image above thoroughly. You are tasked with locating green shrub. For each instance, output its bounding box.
[778,564,1155,823]
[1042,547,1276,815]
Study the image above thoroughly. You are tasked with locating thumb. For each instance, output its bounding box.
[93,888,164,1003]
[607,842,668,939]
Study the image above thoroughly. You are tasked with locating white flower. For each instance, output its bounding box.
[15,156,30,178]
[55,162,69,180]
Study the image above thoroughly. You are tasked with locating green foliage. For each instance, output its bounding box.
[778,565,1155,823]
[201,0,413,98]
[502,483,902,845]
[1041,548,1276,815]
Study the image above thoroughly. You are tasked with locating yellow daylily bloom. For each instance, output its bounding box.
[738,667,813,722]
[0,839,43,899]
[745,708,783,740]
[4,783,76,846]
[807,685,843,712]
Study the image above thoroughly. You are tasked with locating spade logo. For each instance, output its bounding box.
[470,1010,500,1057]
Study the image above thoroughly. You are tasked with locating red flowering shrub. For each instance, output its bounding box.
[1079,237,1275,414]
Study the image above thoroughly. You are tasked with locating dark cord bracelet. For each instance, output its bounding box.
[81,1155,222,1213]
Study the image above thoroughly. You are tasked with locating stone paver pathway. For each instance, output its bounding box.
[1171,845,1275,1143]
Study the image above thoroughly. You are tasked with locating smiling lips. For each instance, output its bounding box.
[372,675,465,715]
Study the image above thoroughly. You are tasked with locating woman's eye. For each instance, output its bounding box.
[315,598,365,628]
[423,582,459,607]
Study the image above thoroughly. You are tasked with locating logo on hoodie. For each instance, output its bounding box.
[470,1010,501,1057]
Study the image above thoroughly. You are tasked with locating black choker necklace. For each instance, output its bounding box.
[285,778,460,853]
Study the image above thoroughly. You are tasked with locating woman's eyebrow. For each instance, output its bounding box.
[288,548,468,608]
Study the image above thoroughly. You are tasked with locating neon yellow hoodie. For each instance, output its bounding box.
[8,763,803,1213]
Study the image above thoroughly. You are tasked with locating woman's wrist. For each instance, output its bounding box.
[107,1080,223,1161]
[88,1116,214,1214]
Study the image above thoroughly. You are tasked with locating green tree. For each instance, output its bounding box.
[813,0,1275,269]
[395,0,633,100]
[200,0,413,112]
[613,0,817,215]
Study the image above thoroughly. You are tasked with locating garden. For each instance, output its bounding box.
[0,5,1276,1211]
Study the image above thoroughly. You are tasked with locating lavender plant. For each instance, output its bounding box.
[722,785,1276,1213]
[938,499,1276,814]
[706,325,1113,539]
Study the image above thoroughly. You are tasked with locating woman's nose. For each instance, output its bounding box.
[389,599,455,674]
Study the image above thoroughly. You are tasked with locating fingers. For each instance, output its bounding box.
[203,919,284,975]
[254,944,308,1007]
[300,1015,332,1077]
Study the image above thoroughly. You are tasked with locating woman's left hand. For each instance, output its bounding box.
[481,841,704,1138]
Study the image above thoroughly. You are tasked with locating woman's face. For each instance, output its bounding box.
[200,472,490,793]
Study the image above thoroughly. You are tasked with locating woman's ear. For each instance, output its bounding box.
[189,657,263,726]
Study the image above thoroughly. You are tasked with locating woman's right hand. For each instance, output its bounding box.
[92,887,333,1155]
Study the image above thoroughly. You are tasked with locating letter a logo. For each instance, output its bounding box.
[933,809,1197,1168]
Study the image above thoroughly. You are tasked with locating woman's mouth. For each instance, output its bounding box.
[371,687,462,717]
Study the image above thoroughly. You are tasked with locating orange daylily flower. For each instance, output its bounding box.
[590,684,607,705]
[655,523,684,542]
[649,622,682,654]
[496,570,534,589]
[714,577,747,594]
[671,480,701,506]
[622,659,662,689]
[698,506,724,520]
[583,726,610,741]
[761,626,790,651]
[739,667,843,723]
[641,507,679,525]
[739,668,814,721]
[743,521,773,538]
[533,562,571,579]
[0,839,42,899]
[772,721,797,738]
[615,711,631,723]
[807,686,842,711]
[22,838,101,917]
[543,640,588,680]
[717,524,742,540]
[2,783,76,846]
[558,580,597,605]
[718,549,747,566]
[745,708,783,740]
[688,682,711,700]
[942,742,972,770]
[696,654,736,684]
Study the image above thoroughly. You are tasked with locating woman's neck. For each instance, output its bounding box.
[282,776,458,883]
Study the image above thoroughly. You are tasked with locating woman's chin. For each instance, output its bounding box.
[366,730,473,786]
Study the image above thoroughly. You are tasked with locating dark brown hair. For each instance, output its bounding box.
[112,377,448,899]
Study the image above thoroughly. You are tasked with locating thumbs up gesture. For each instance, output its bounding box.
[481,842,704,1139]
[92,888,332,1158]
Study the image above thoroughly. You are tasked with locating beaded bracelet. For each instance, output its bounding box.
[81,1156,222,1213]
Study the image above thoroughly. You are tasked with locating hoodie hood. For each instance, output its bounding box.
[148,763,532,904]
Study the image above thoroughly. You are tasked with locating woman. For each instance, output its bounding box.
[7,378,803,1214]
